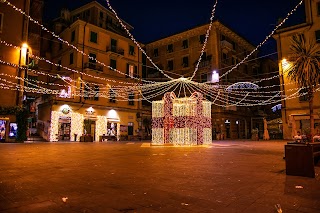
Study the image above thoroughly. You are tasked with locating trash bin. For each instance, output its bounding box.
[285,144,315,178]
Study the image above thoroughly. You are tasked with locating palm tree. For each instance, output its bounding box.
[286,34,320,141]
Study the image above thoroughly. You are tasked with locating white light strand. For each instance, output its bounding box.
[220,0,304,79]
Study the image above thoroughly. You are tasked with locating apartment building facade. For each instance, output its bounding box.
[145,21,277,140]
[37,1,142,142]
[0,0,44,142]
[273,0,320,139]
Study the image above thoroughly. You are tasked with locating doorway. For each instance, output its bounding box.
[58,117,71,141]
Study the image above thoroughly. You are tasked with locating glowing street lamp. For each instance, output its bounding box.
[211,70,219,83]
[20,43,29,66]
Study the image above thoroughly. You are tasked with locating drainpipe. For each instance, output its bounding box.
[80,21,88,104]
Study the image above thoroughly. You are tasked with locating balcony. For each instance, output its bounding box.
[220,40,233,51]
[106,46,124,56]
[84,62,103,72]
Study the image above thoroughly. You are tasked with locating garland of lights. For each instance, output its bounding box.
[2,1,155,83]
[219,0,304,79]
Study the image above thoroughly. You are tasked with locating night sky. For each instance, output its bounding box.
[43,0,305,57]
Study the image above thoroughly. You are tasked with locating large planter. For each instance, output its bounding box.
[80,135,93,142]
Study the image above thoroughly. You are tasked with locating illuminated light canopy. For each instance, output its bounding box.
[152,92,212,146]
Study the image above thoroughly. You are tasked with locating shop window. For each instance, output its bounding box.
[9,123,17,139]
[0,120,6,141]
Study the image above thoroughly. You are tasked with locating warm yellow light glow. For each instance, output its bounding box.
[107,109,119,120]
[20,43,29,66]
[281,58,291,72]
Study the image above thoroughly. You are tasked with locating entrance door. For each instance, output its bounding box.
[128,122,133,136]
[225,123,230,138]
[58,117,71,141]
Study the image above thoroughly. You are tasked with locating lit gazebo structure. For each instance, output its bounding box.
[151,92,212,145]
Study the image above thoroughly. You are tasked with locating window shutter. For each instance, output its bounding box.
[126,63,129,78]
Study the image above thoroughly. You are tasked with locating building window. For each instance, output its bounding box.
[111,38,117,52]
[167,44,173,53]
[84,83,99,101]
[244,64,248,74]
[129,45,135,55]
[109,88,116,103]
[199,34,206,44]
[126,63,134,78]
[201,73,207,83]
[182,39,188,49]
[315,30,320,43]
[90,31,98,43]
[69,52,74,65]
[100,11,104,19]
[299,88,308,102]
[0,13,3,33]
[222,52,227,64]
[231,41,236,50]
[201,52,207,61]
[110,59,117,70]
[182,56,189,67]
[318,2,320,16]
[153,48,158,57]
[128,92,134,105]
[71,30,75,42]
[57,60,61,71]
[232,57,236,65]
[167,60,173,71]
[89,53,96,64]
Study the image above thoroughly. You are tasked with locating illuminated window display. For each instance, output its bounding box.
[0,120,6,141]
[9,123,17,138]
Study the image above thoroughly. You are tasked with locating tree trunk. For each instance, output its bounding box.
[309,92,314,142]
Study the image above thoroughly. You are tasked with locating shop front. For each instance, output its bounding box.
[46,104,138,142]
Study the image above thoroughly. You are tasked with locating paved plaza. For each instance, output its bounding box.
[0,140,319,213]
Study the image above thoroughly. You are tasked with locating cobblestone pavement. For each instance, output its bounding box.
[0,140,319,212]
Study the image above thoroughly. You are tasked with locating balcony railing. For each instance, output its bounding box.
[220,40,233,50]
[106,46,124,55]
[84,62,103,72]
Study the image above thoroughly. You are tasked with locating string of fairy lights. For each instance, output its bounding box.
[0,0,314,108]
